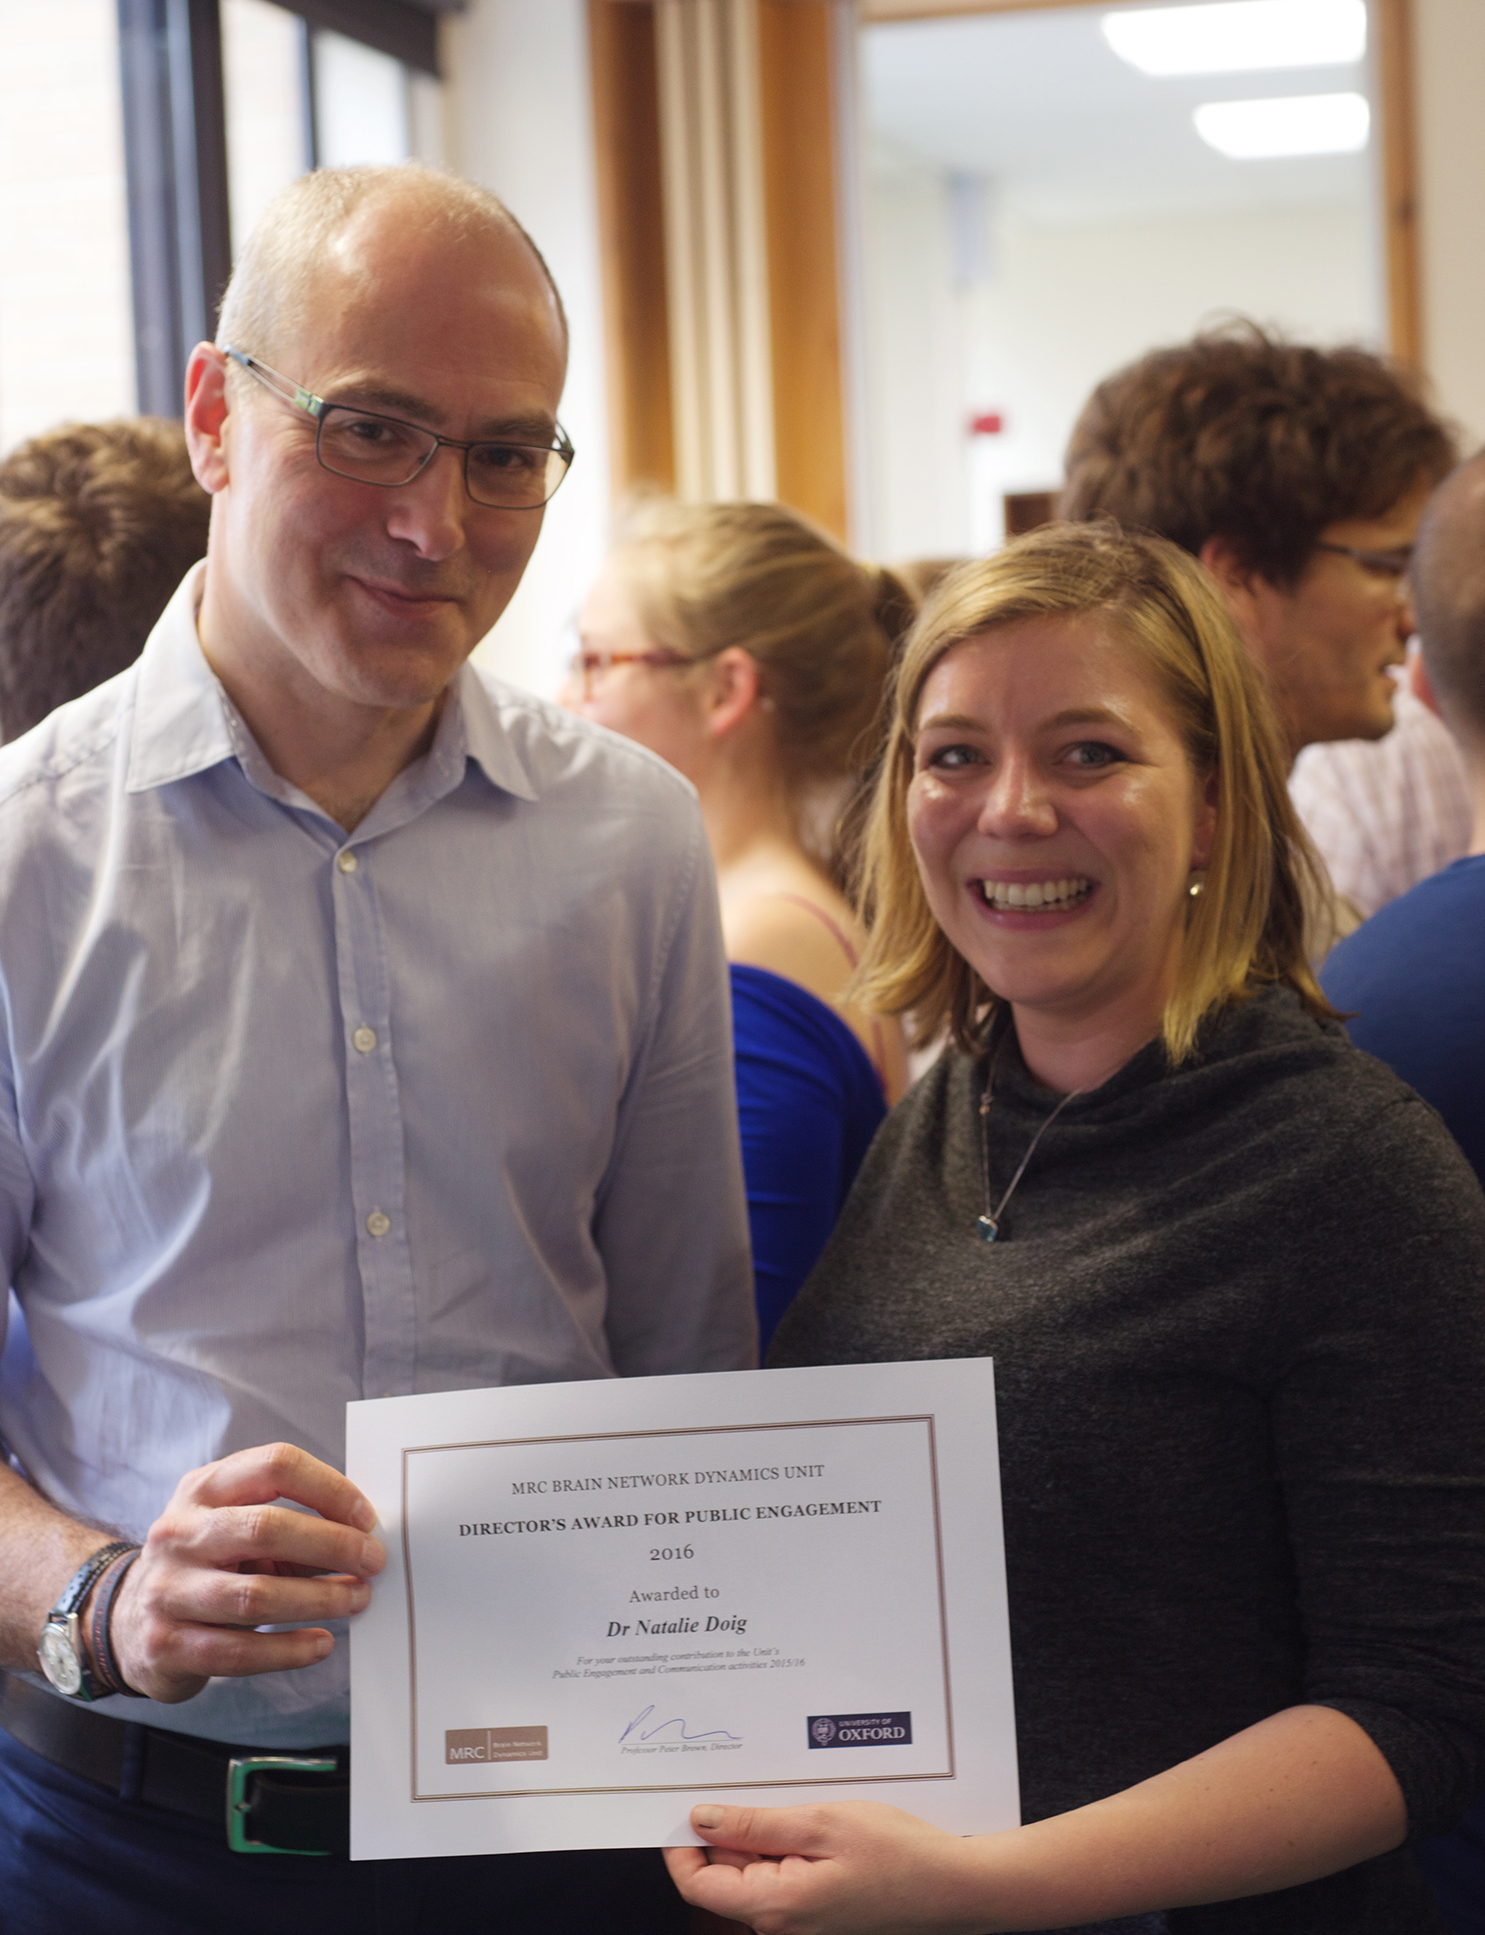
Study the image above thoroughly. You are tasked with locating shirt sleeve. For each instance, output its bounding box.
[1290,692,1472,920]
[592,817,756,1378]
[0,1030,31,1346]
[1274,1094,1485,1838]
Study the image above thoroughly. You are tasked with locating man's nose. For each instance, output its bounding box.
[384,445,470,559]
[976,754,1057,838]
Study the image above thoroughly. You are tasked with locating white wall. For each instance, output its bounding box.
[863,168,969,559]
[0,0,134,452]
[864,165,1378,560]
[440,0,610,697]
[1414,0,1485,449]
[960,197,1376,550]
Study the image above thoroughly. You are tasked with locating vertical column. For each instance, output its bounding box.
[654,0,777,502]
[588,0,676,495]
[116,0,232,416]
[758,0,850,539]
[1374,0,1421,365]
[589,0,853,537]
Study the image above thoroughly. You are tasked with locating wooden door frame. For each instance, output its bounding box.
[859,0,1422,363]
[588,0,851,534]
[589,0,1423,522]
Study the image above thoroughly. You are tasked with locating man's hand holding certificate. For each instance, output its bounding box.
[348,1359,1016,1858]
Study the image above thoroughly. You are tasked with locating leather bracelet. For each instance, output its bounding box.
[88,1547,142,1698]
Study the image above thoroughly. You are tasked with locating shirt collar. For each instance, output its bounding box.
[126,564,237,794]
[126,563,538,807]
[449,660,538,803]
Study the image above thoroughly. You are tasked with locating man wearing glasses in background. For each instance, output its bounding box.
[1061,321,1460,942]
[0,163,753,1933]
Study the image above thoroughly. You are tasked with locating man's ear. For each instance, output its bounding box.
[702,648,762,742]
[1198,534,1267,647]
[184,343,232,494]
[1409,649,1443,718]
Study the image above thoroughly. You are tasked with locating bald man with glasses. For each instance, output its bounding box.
[0,163,752,1934]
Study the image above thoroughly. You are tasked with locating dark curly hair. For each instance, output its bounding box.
[1060,321,1456,585]
[0,418,211,741]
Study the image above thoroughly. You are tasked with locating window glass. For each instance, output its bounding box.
[314,31,411,168]
[0,0,134,450]
[222,0,309,258]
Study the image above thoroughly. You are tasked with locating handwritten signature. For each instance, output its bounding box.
[619,1703,741,1745]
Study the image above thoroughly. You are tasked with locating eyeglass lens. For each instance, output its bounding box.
[316,407,569,508]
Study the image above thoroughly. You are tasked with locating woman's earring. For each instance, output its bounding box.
[1188,869,1207,899]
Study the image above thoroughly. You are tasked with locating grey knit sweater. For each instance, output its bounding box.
[770,985,1485,1934]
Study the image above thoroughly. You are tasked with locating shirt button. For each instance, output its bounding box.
[366,1210,391,1239]
[337,850,358,874]
[352,1026,377,1054]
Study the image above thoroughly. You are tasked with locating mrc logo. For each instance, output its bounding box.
[445,1726,549,1764]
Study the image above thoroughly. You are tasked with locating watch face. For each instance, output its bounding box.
[38,1622,82,1697]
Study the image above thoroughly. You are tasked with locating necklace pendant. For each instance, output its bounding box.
[976,1215,999,1243]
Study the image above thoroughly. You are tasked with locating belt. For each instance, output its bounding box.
[0,1669,349,1856]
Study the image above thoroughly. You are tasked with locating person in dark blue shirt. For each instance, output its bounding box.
[1323,854,1485,1174]
[564,500,914,1350]
[1322,447,1485,1935]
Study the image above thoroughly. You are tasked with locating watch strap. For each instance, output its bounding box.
[49,1542,136,1623]
[43,1541,136,1701]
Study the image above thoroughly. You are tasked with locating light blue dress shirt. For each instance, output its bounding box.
[0,567,755,1746]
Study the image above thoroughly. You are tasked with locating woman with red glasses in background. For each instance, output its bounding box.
[565,500,911,1352]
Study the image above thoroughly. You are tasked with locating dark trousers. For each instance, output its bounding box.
[0,1724,687,1935]
[1421,1793,1485,1935]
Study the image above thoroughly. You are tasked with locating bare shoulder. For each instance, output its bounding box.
[723,883,908,1103]
[723,880,860,989]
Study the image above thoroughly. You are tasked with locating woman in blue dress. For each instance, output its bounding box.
[564,500,911,1351]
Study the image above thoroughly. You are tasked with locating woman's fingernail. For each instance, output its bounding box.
[693,1806,723,1829]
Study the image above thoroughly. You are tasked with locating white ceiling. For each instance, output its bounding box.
[862,3,1373,227]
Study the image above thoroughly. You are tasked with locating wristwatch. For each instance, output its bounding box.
[37,1542,135,1700]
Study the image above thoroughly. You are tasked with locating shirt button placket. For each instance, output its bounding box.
[332,841,415,1399]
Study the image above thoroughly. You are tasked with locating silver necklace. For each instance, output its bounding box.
[977,1037,1085,1242]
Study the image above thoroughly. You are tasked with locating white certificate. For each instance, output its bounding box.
[347,1358,1017,1858]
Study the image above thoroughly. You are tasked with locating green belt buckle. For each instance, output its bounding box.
[226,1754,338,1855]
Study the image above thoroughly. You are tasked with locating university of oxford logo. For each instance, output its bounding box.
[807,1710,912,1749]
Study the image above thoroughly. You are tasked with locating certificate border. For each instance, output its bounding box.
[401,1414,956,1803]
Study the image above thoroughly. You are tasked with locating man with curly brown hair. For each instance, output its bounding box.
[1061,322,1455,763]
[0,418,211,742]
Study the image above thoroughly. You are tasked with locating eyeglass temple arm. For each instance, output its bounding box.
[222,347,326,421]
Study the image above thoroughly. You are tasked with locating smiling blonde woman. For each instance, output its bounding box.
[665,523,1485,1935]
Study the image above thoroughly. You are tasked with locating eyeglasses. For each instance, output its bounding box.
[566,648,690,700]
[1313,540,1414,579]
[223,347,575,509]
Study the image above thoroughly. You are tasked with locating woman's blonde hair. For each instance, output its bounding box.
[853,520,1335,1064]
[609,498,914,796]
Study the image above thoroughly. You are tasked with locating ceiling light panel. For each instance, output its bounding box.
[1193,90,1370,157]
[1102,0,1366,77]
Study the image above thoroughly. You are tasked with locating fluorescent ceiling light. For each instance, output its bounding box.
[1194,90,1370,157]
[1103,0,1366,77]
